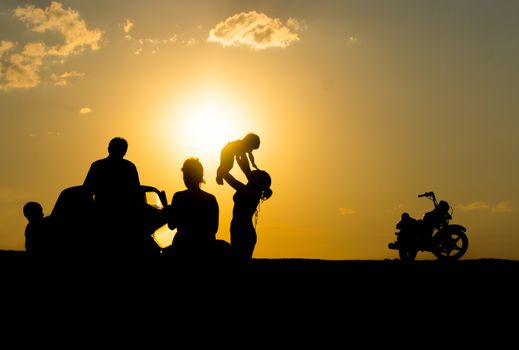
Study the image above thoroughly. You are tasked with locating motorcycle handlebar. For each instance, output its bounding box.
[418,192,434,198]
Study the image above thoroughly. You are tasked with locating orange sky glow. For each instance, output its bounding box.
[1,1,518,260]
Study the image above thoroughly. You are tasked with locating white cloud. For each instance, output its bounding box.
[1,2,103,90]
[79,107,92,114]
[458,201,490,212]
[492,201,513,213]
[14,1,103,57]
[0,41,15,81]
[207,11,300,50]
[0,40,14,57]
[457,201,513,213]
[22,42,46,57]
[122,21,182,55]
[339,207,356,216]
[286,18,301,32]
[129,35,187,54]
[123,18,134,34]
[46,131,61,137]
[2,53,43,89]
[51,71,84,86]
[186,38,197,46]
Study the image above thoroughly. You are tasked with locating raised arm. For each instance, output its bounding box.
[223,172,245,192]
[236,154,253,180]
[248,151,258,170]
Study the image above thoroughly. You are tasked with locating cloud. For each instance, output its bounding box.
[123,18,134,34]
[0,40,14,57]
[0,41,15,81]
[339,207,356,216]
[51,71,84,86]
[207,11,300,49]
[0,2,102,90]
[46,131,61,137]
[79,107,92,114]
[14,2,103,57]
[128,35,187,55]
[492,201,513,213]
[458,201,490,212]
[457,201,513,213]
[2,53,43,89]
[120,18,183,55]
[348,35,359,44]
[22,42,46,57]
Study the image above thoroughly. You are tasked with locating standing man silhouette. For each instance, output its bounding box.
[83,137,143,257]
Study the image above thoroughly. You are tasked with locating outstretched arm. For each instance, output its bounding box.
[236,154,253,180]
[248,151,258,170]
[223,172,245,192]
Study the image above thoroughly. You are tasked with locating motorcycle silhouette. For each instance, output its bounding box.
[388,192,469,261]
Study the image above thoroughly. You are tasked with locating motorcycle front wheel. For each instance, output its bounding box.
[432,230,469,261]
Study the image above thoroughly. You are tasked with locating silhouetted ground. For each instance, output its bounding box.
[3,249,517,294]
[2,250,517,342]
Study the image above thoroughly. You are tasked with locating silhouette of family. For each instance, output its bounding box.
[23,133,272,267]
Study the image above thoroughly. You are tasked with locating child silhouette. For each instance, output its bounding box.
[216,133,260,185]
[23,201,52,256]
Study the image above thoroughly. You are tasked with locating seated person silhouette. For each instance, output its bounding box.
[165,157,229,263]
[23,201,54,257]
[83,137,141,208]
[83,137,143,257]
[216,133,260,185]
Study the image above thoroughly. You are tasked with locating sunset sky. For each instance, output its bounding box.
[1,0,518,260]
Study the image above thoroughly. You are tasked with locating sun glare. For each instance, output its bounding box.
[183,103,233,150]
[174,94,246,162]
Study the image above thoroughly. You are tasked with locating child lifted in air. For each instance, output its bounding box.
[216,132,260,185]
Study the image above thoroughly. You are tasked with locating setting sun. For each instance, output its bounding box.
[162,89,251,167]
[179,97,240,155]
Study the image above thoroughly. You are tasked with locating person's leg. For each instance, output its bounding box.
[216,151,234,184]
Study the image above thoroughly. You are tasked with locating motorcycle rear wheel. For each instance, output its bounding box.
[432,230,469,261]
[399,248,417,262]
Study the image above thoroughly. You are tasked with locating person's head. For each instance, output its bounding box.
[249,170,272,200]
[182,157,205,189]
[401,212,411,221]
[108,137,128,159]
[23,201,43,222]
[242,133,260,151]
